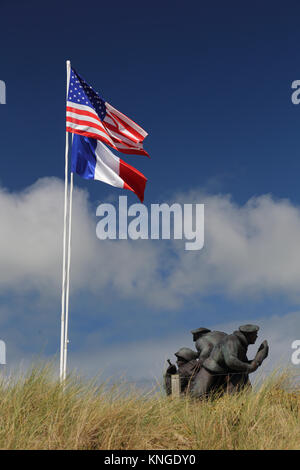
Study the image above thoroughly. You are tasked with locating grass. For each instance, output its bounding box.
[0,363,299,449]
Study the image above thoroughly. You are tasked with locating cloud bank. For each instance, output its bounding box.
[1,178,300,308]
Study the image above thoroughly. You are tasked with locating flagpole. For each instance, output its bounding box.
[63,169,74,381]
[60,59,71,383]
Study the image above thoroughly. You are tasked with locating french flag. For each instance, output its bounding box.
[71,134,147,203]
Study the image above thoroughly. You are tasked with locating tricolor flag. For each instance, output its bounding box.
[71,135,147,202]
[66,67,149,157]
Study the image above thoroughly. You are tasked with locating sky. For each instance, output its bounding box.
[1,0,300,386]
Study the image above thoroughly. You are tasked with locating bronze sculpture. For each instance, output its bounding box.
[164,324,269,398]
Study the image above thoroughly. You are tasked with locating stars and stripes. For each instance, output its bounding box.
[66,67,149,157]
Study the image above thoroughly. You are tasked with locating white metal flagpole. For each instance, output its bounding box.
[60,59,71,383]
[63,169,74,381]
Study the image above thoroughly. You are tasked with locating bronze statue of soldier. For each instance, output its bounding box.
[191,327,227,365]
[190,324,269,398]
[164,347,200,396]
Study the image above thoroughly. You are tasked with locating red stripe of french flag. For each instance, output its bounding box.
[119,159,147,203]
[93,139,147,203]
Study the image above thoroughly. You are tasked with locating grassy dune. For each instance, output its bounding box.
[0,364,299,449]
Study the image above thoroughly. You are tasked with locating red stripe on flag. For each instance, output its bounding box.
[119,159,147,203]
[104,120,140,144]
[66,106,102,122]
[66,116,107,134]
[66,126,148,156]
[66,127,116,149]
[106,110,145,142]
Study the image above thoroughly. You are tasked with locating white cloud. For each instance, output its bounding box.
[164,191,300,303]
[2,179,300,309]
[0,178,165,305]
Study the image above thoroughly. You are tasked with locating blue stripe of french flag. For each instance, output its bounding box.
[71,135,147,202]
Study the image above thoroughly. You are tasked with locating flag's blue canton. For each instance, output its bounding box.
[68,67,106,121]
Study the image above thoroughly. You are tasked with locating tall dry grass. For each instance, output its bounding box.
[0,363,299,449]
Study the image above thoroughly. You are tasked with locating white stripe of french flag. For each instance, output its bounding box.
[72,135,147,203]
[95,140,147,202]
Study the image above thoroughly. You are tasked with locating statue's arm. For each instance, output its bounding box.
[247,341,269,365]
[223,341,252,372]
[198,343,212,364]
[251,341,269,365]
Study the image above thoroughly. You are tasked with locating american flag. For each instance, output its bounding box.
[66,67,149,157]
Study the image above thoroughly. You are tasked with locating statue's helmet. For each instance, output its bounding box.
[175,347,199,362]
[239,324,259,334]
[190,327,211,337]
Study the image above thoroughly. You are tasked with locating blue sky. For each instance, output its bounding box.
[1,1,300,383]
